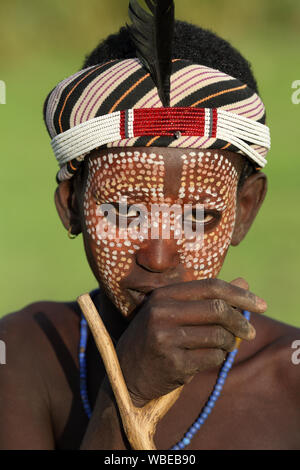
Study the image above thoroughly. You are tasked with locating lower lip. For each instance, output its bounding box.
[127,289,146,305]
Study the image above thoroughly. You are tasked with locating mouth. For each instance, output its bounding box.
[126,285,164,305]
[126,288,147,305]
[126,280,184,306]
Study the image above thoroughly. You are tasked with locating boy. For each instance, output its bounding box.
[0,4,299,450]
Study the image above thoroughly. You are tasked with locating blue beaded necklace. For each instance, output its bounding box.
[79,302,250,450]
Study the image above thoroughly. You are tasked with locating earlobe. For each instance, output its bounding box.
[54,180,82,234]
[231,172,267,246]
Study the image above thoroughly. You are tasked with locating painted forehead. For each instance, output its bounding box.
[86,150,238,207]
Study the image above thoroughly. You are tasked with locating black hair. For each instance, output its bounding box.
[237,157,257,191]
[83,21,259,93]
[82,20,259,186]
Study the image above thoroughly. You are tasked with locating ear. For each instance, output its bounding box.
[231,172,267,246]
[54,180,82,235]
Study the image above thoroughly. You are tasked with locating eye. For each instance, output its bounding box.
[184,208,220,229]
[93,195,143,217]
[120,205,141,218]
[97,202,147,228]
[112,203,144,219]
[185,211,213,223]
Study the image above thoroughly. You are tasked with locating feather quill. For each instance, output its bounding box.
[128,0,175,107]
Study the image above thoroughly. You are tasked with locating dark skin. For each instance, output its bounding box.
[0,147,300,450]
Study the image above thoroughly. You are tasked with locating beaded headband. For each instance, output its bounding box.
[52,106,269,169]
[44,59,271,182]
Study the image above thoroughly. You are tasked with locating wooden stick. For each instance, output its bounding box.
[77,293,184,450]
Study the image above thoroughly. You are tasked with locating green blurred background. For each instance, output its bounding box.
[1,0,299,326]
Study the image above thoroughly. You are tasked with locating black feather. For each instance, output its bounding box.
[128,0,175,107]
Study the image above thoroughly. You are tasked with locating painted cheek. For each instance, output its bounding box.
[176,151,238,280]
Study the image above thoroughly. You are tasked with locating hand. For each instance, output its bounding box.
[116,277,267,407]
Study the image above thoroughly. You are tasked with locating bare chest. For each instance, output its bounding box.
[155,368,300,450]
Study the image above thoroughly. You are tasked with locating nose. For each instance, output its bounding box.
[135,239,180,273]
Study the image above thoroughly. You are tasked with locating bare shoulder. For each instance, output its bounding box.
[265,316,300,392]
[0,298,83,449]
[0,298,81,360]
[251,312,300,362]
[243,312,300,402]
[0,298,82,409]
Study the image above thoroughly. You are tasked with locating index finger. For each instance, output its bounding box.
[151,279,267,314]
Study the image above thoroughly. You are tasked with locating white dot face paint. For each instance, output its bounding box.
[84,151,165,315]
[177,152,238,280]
[83,149,239,316]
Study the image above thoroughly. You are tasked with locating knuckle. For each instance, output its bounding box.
[153,328,170,349]
[147,302,163,322]
[167,350,184,376]
[178,326,188,340]
[147,297,177,323]
[212,348,226,366]
[203,278,216,295]
[211,298,227,318]
[235,314,249,336]
[204,278,224,295]
[213,325,227,347]
[222,329,236,350]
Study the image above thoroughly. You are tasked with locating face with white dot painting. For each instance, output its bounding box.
[82,147,243,317]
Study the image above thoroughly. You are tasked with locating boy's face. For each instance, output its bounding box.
[79,147,245,317]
